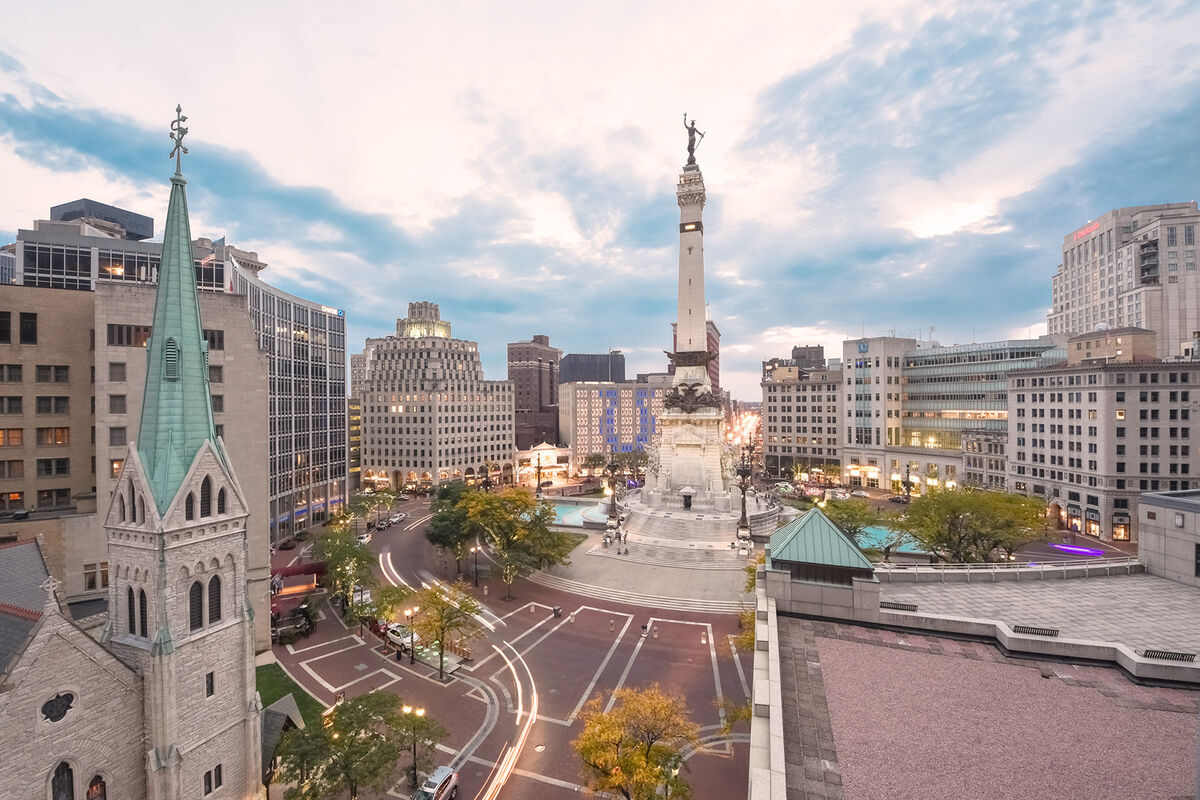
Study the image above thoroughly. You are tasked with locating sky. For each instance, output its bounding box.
[1,1,1199,399]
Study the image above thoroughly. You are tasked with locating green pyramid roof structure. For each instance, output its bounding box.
[137,131,222,515]
[768,507,875,571]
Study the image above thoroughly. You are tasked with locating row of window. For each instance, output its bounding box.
[0,311,38,344]
[0,364,69,382]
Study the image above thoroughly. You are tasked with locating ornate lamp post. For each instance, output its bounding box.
[402,704,426,786]
[606,449,622,524]
[535,452,544,499]
[736,444,753,539]
[405,605,420,665]
[470,544,480,587]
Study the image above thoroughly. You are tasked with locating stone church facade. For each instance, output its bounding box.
[0,116,264,800]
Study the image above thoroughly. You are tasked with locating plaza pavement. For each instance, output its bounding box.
[880,572,1200,654]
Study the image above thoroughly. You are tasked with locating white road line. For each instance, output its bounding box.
[286,556,298,568]
[458,754,591,794]
[606,631,648,712]
[729,637,751,699]
[285,634,359,655]
[567,609,634,722]
[336,667,403,691]
[403,513,433,531]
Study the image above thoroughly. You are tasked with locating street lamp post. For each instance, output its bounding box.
[402,704,426,787]
[535,454,544,499]
[405,606,419,665]
[470,544,480,587]
[736,444,753,539]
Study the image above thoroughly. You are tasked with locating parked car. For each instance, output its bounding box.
[386,623,421,649]
[850,490,870,498]
[398,493,411,501]
[414,766,458,800]
[389,512,406,524]
[887,495,909,504]
[357,531,372,544]
[833,489,851,500]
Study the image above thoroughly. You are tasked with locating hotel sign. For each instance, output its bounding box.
[1073,221,1100,240]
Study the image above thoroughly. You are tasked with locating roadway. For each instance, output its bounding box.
[271,494,752,800]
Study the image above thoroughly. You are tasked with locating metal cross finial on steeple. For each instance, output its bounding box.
[40,575,62,609]
[169,104,189,174]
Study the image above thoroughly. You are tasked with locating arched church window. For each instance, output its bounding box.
[185,493,194,520]
[208,575,222,623]
[51,761,73,800]
[128,482,135,524]
[137,495,145,524]
[126,586,135,634]
[86,776,106,800]
[117,495,125,523]
[189,581,203,630]
[139,589,148,638]
[217,488,226,514]
[164,337,179,381]
[200,476,212,517]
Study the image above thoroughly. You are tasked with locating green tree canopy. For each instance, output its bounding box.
[311,530,375,610]
[424,481,478,573]
[820,499,882,547]
[895,489,1048,562]
[410,579,485,679]
[461,487,575,599]
[276,691,442,800]
[573,684,701,800]
[583,452,607,474]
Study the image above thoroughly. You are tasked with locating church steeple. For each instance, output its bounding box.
[137,105,222,514]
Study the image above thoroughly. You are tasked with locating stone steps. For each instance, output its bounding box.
[525,571,748,614]
[586,540,745,569]
[623,509,739,541]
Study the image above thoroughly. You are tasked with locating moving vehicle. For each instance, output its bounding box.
[356,531,372,544]
[398,493,411,501]
[850,490,870,498]
[414,766,458,800]
[389,512,406,524]
[386,623,421,649]
[833,489,851,500]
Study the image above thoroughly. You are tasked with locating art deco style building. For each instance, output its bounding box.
[507,334,561,449]
[357,302,515,488]
[1049,203,1200,357]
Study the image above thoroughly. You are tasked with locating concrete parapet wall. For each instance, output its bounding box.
[878,609,1200,684]
[764,568,881,624]
[874,559,1144,583]
[748,586,787,800]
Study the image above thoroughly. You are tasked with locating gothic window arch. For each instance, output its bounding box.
[127,482,135,524]
[126,586,135,634]
[50,760,74,800]
[217,488,226,515]
[164,337,179,381]
[200,476,212,517]
[189,581,204,631]
[117,495,126,523]
[86,775,106,800]
[185,493,195,520]
[137,495,145,524]
[138,589,148,638]
[208,575,222,623]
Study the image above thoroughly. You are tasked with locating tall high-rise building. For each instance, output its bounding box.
[6,201,348,547]
[761,362,842,476]
[558,375,670,469]
[357,302,515,489]
[1048,203,1200,357]
[507,334,561,448]
[348,397,362,493]
[558,351,625,384]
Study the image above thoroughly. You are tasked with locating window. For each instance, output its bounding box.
[0,364,20,382]
[36,365,69,382]
[106,324,152,347]
[163,338,179,381]
[0,312,8,344]
[108,362,126,381]
[109,427,126,447]
[0,396,21,414]
[205,671,215,697]
[52,761,74,800]
[36,458,70,477]
[208,575,222,623]
[0,459,22,479]
[204,765,224,794]
[190,581,204,630]
[110,459,123,478]
[211,395,223,413]
[83,562,109,591]
[109,395,126,414]
[36,428,69,446]
[217,488,226,514]
[200,476,212,517]
[139,589,148,638]
[1115,409,1125,420]
[185,493,195,520]
[35,396,69,414]
[208,365,223,383]
[19,312,36,344]
[204,329,225,351]
[87,776,106,800]
[127,586,136,634]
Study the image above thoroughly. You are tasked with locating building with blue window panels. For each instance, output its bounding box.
[559,375,671,469]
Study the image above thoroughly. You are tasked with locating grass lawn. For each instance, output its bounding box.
[565,531,588,551]
[256,663,324,728]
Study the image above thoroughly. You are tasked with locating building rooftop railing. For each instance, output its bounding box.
[872,556,1142,582]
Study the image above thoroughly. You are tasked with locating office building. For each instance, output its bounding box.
[761,362,842,476]
[558,351,625,384]
[1007,357,1200,543]
[357,302,515,489]
[790,345,826,369]
[348,396,362,492]
[559,374,670,470]
[962,429,1008,490]
[508,334,561,449]
[1049,203,1200,357]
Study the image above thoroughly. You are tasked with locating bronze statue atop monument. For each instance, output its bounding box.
[683,113,705,166]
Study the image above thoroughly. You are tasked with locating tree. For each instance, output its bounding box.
[396,707,449,787]
[372,584,415,625]
[311,530,375,611]
[573,684,701,800]
[424,482,478,574]
[410,580,484,680]
[461,488,575,599]
[821,499,882,547]
[896,489,1048,562]
[618,450,649,486]
[583,452,607,476]
[275,691,441,800]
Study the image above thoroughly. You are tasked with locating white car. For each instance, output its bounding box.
[356,531,372,544]
[414,766,458,800]
[850,490,870,498]
[389,512,406,524]
[386,623,421,649]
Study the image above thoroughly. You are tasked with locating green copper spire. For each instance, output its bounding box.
[138,106,221,514]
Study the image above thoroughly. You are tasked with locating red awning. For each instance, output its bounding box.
[272,561,326,579]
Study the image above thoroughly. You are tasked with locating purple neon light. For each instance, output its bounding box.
[1050,543,1105,556]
